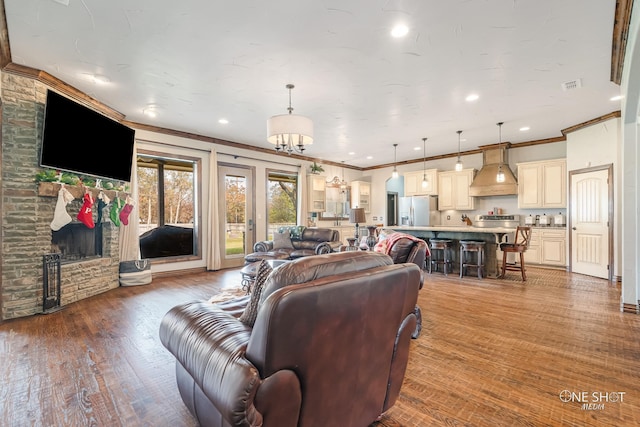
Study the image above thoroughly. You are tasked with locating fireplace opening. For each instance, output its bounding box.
[51,223,103,263]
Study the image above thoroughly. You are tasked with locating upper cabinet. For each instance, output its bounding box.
[437,169,476,210]
[350,181,371,213]
[404,169,438,196]
[307,175,326,212]
[517,159,567,209]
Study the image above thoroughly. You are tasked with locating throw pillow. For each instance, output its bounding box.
[273,230,294,249]
[239,260,273,327]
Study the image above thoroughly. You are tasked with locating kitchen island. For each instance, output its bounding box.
[387,225,517,278]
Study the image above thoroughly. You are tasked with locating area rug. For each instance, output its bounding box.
[207,287,246,304]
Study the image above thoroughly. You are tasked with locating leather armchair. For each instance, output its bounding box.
[159,251,421,427]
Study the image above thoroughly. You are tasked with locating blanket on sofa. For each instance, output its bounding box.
[374,231,430,257]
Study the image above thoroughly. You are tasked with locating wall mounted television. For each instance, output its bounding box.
[40,90,135,182]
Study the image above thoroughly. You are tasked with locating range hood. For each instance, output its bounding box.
[468,144,518,197]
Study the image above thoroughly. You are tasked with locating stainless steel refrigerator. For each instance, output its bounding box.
[398,195,439,226]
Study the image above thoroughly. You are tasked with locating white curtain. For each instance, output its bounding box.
[298,169,308,226]
[206,149,222,270]
[119,140,141,261]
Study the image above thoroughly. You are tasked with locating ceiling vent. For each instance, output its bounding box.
[561,79,582,91]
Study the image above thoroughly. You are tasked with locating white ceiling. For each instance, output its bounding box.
[4,0,621,168]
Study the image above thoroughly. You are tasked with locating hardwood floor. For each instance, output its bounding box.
[2,266,640,426]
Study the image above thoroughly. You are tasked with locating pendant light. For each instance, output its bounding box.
[455,130,463,172]
[421,137,428,188]
[267,84,314,155]
[391,143,399,178]
[496,122,505,183]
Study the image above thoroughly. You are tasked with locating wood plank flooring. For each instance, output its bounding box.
[1,266,640,426]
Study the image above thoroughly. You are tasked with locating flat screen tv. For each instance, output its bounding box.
[40,90,135,182]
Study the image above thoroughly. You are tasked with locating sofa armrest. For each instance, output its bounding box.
[314,241,335,254]
[254,240,275,252]
[159,302,264,425]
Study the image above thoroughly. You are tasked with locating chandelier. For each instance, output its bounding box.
[267,84,314,155]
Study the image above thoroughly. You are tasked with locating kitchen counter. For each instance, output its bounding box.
[388,225,518,278]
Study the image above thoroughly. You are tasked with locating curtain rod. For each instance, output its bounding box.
[217,152,301,168]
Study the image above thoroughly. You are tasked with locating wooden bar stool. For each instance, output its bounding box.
[428,239,454,275]
[499,226,533,280]
[459,240,486,279]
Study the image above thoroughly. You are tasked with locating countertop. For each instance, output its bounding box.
[389,225,517,233]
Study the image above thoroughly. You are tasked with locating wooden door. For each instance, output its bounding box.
[570,166,611,279]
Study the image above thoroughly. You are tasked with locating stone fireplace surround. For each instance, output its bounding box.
[1,73,122,320]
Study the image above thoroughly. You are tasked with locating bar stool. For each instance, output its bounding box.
[428,239,454,275]
[459,240,486,279]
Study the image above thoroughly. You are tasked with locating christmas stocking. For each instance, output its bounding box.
[119,197,134,226]
[50,186,74,231]
[77,192,95,229]
[110,197,123,227]
[96,191,111,224]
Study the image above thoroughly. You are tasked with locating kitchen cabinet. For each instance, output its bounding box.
[404,169,438,196]
[517,159,566,209]
[437,169,475,211]
[307,175,326,212]
[350,180,371,213]
[523,228,566,267]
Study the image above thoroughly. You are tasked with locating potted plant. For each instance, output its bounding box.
[309,162,324,174]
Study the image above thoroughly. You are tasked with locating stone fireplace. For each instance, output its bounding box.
[1,73,122,321]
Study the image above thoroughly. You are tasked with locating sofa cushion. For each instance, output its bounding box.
[239,260,273,327]
[273,230,294,250]
[258,251,393,306]
[301,227,338,242]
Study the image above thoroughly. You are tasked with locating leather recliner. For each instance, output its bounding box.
[159,251,422,427]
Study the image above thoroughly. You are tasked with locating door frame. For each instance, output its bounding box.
[568,163,614,281]
[218,162,256,270]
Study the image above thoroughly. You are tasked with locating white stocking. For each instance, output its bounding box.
[50,186,74,231]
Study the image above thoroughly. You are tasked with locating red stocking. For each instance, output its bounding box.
[119,203,134,226]
[77,193,95,229]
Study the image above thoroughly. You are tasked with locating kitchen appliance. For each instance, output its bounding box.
[524,215,536,225]
[553,213,566,226]
[398,195,439,226]
[474,214,521,228]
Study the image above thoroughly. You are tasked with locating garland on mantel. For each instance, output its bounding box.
[34,168,129,192]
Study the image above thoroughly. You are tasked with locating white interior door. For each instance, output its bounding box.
[218,164,255,269]
[570,168,610,279]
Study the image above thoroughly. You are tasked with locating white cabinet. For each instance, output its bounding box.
[524,228,566,267]
[517,159,566,209]
[437,169,475,211]
[307,175,326,212]
[350,181,371,213]
[404,169,438,196]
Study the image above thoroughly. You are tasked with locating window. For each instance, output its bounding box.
[266,170,298,239]
[137,153,199,259]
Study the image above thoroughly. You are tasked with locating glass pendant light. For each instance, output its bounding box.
[421,137,428,188]
[391,143,399,178]
[455,130,463,171]
[496,122,505,183]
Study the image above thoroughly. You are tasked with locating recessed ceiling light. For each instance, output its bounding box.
[143,105,158,118]
[218,118,229,124]
[414,146,421,151]
[610,95,623,101]
[465,94,479,102]
[366,155,373,160]
[391,24,409,38]
[519,126,530,131]
[348,151,355,155]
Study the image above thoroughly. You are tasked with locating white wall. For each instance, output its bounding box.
[566,118,622,277]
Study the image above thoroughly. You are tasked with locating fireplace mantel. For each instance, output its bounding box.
[37,182,129,200]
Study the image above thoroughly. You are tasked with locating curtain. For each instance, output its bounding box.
[206,149,222,270]
[119,140,141,261]
[298,169,308,226]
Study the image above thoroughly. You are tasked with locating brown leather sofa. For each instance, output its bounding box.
[159,251,422,427]
[244,226,341,264]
